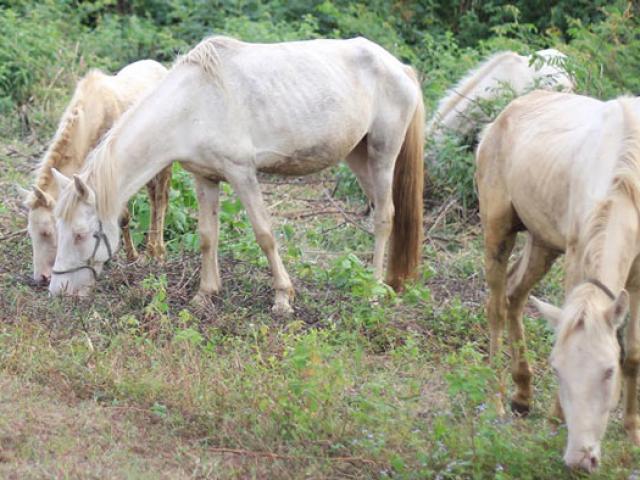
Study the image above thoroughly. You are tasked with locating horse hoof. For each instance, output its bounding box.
[126,251,140,263]
[191,291,216,310]
[510,400,530,417]
[272,302,293,316]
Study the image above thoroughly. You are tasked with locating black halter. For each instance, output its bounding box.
[585,278,626,365]
[52,220,113,280]
[585,278,616,301]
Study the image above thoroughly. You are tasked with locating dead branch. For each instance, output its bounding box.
[322,190,372,236]
[205,446,381,466]
[0,228,27,242]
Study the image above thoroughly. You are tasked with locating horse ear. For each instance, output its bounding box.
[51,168,71,190]
[16,185,33,206]
[606,290,629,331]
[73,174,93,203]
[530,295,562,331]
[32,186,54,209]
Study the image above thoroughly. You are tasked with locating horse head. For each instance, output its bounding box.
[18,184,57,285]
[49,169,120,296]
[532,285,628,472]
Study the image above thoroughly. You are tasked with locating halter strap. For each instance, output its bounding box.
[584,278,626,366]
[52,220,113,280]
[585,278,616,301]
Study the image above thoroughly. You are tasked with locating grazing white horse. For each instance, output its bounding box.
[427,49,573,147]
[48,36,425,313]
[476,89,640,472]
[17,60,170,284]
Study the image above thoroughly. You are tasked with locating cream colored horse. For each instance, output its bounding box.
[17,60,171,284]
[427,49,573,148]
[48,36,424,313]
[476,90,640,472]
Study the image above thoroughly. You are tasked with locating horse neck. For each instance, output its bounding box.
[90,109,175,222]
[581,193,640,292]
[38,99,111,199]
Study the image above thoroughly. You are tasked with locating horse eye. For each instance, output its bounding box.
[40,231,50,238]
[603,367,615,381]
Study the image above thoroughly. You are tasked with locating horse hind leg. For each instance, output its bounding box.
[480,197,519,416]
[345,138,375,211]
[505,234,559,416]
[119,208,139,262]
[146,165,172,260]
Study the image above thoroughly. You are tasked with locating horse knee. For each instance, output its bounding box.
[200,236,212,255]
[255,231,275,252]
[623,352,640,377]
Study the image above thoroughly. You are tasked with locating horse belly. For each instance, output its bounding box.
[507,156,571,251]
[511,197,568,251]
[257,145,346,176]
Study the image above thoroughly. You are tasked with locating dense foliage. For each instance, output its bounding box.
[1,0,638,215]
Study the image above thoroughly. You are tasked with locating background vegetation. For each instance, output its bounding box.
[1,1,639,478]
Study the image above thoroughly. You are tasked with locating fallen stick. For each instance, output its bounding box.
[279,208,357,219]
[322,190,373,236]
[205,446,381,466]
[0,228,27,242]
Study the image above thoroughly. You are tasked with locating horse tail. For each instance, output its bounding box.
[386,67,425,291]
[429,51,519,141]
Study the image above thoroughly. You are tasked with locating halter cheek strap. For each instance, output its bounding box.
[585,278,616,301]
[585,278,626,365]
[52,220,113,280]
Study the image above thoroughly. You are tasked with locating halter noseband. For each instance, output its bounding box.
[585,278,616,301]
[52,220,113,280]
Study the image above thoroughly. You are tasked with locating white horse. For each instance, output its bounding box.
[476,89,640,471]
[427,49,573,148]
[17,60,170,284]
[48,36,425,313]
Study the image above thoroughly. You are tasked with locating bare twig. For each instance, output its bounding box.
[0,228,27,242]
[322,189,372,236]
[279,208,357,220]
[426,196,458,235]
[205,446,381,466]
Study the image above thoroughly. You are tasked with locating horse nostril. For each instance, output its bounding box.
[590,456,599,469]
[41,274,51,285]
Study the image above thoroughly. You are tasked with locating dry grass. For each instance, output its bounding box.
[1,141,639,479]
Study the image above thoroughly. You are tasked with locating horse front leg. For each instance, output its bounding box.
[146,165,172,260]
[505,235,558,415]
[226,169,294,315]
[193,176,221,302]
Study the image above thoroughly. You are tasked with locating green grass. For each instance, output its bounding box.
[1,1,638,476]
[2,139,640,479]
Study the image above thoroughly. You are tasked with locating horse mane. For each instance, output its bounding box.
[175,36,236,83]
[55,128,119,223]
[34,69,114,193]
[580,98,640,276]
[556,284,612,346]
[428,51,521,130]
